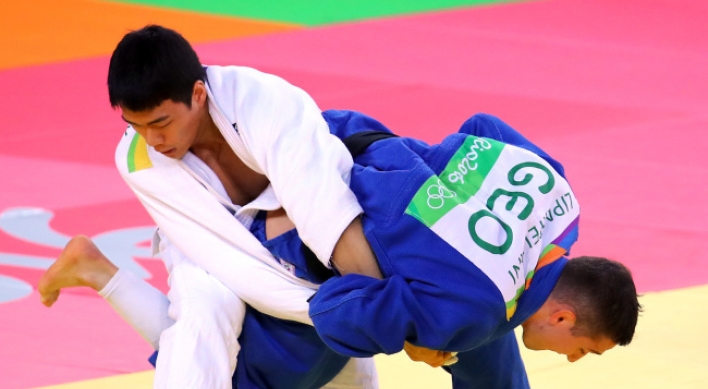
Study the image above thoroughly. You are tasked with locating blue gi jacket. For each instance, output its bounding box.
[310,110,577,389]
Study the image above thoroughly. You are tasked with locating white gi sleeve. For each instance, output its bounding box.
[230,68,363,264]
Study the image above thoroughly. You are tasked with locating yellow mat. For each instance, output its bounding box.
[518,284,708,388]
[33,285,708,388]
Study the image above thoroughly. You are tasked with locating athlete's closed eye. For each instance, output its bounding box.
[156,120,172,129]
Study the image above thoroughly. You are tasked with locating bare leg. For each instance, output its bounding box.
[38,235,118,307]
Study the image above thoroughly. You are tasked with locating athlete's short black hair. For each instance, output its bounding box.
[551,256,641,345]
[107,25,206,111]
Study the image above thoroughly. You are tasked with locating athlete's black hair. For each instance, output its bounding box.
[108,25,205,111]
[551,256,641,345]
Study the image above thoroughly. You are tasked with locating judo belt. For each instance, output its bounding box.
[302,130,399,281]
[342,130,400,158]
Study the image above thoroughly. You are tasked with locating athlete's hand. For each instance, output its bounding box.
[403,342,458,368]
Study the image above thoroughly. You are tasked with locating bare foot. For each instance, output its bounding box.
[38,235,118,307]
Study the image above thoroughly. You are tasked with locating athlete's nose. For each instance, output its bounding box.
[144,128,164,148]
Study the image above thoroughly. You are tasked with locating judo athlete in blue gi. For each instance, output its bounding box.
[309,109,642,388]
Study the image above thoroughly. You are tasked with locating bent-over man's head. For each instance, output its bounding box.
[521,256,641,362]
[108,25,210,160]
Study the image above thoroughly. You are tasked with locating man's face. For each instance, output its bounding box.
[121,98,202,160]
[521,321,616,363]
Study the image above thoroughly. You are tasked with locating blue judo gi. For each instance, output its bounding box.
[309,110,579,389]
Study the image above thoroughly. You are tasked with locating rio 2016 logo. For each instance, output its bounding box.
[426,180,457,209]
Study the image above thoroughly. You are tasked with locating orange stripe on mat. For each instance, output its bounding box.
[0,0,301,70]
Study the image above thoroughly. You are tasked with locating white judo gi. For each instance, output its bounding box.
[111,66,378,388]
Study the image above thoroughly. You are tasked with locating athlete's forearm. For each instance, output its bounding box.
[331,218,382,279]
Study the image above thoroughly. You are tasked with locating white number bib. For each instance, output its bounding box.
[405,136,580,319]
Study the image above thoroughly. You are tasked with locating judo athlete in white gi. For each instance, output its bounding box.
[39,24,390,389]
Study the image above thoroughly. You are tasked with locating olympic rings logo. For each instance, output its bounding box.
[426,180,457,209]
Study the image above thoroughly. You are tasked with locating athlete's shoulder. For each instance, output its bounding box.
[205,65,283,92]
[456,113,566,177]
[205,65,294,124]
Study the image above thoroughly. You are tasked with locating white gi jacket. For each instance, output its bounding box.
[115,65,364,324]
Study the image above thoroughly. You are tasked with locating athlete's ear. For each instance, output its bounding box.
[549,309,576,329]
[192,80,207,107]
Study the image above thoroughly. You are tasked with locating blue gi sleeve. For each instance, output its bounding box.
[309,273,499,357]
[309,274,419,357]
[446,331,530,389]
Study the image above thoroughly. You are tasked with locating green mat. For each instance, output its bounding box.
[109,0,520,25]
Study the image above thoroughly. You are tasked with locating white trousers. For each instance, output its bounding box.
[100,237,378,389]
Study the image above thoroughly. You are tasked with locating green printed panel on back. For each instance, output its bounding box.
[109,0,520,25]
[406,136,505,227]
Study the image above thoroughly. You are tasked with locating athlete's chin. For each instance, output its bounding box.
[520,332,543,351]
[523,343,544,351]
